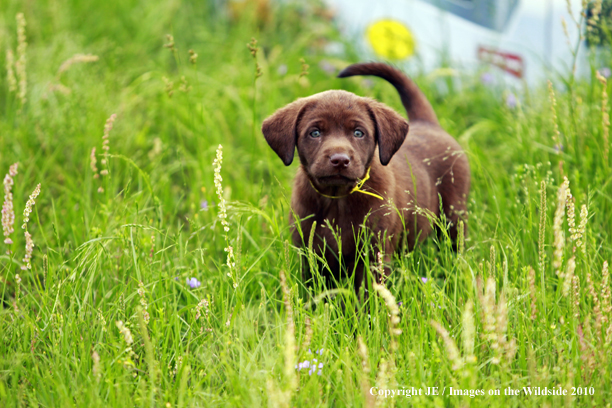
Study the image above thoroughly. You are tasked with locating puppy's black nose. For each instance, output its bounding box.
[330,153,350,168]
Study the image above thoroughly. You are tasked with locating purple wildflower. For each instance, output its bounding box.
[296,348,325,375]
[324,41,345,56]
[505,92,517,109]
[200,200,209,211]
[480,72,494,85]
[187,277,201,289]
[318,60,336,75]
[420,277,428,283]
[361,79,374,89]
[277,64,288,76]
[600,67,611,78]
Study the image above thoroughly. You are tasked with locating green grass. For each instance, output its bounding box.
[1,0,612,406]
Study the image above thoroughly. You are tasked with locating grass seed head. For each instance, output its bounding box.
[553,178,569,277]
[573,275,581,319]
[548,80,561,146]
[596,70,610,161]
[373,283,402,350]
[564,256,576,297]
[585,270,603,337]
[6,49,17,93]
[566,190,576,244]
[116,320,134,345]
[601,261,611,320]
[528,266,537,320]
[21,230,34,270]
[90,147,99,178]
[576,204,588,254]
[100,113,117,175]
[188,49,198,64]
[538,180,547,274]
[57,53,99,76]
[13,273,21,312]
[431,320,463,370]
[462,300,476,362]
[15,13,27,105]
[164,34,175,51]
[22,183,41,229]
[2,163,19,245]
[92,350,101,381]
[138,281,149,324]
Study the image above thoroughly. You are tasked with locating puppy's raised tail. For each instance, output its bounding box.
[338,62,438,124]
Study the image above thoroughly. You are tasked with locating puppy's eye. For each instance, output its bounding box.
[310,130,321,138]
[354,129,364,138]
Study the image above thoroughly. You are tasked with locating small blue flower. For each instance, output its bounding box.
[420,277,428,284]
[200,200,209,211]
[600,67,611,78]
[187,277,201,289]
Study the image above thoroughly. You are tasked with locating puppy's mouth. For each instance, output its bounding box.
[316,174,357,187]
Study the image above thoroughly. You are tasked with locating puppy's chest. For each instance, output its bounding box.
[299,199,394,255]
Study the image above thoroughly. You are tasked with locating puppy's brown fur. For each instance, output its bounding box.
[262,63,470,291]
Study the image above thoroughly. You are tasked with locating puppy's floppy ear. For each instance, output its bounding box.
[261,99,309,166]
[366,100,409,166]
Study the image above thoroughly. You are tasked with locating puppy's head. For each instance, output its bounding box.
[262,90,408,187]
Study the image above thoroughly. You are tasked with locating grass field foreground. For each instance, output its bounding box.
[1,0,612,406]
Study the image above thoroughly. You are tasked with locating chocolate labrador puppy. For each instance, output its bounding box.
[262,62,469,292]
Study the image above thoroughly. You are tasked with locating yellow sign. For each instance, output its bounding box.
[366,20,416,60]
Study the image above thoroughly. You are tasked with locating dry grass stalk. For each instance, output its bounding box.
[92,349,101,382]
[462,300,476,363]
[600,261,610,324]
[301,316,312,357]
[573,275,581,319]
[137,281,150,325]
[13,273,21,312]
[489,245,496,280]
[357,337,375,408]
[477,277,516,365]
[267,270,296,408]
[548,81,561,147]
[528,266,537,321]
[566,189,576,245]
[431,320,463,370]
[585,270,603,338]
[6,50,17,93]
[577,324,595,379]
[458,220,465,255]
[538,180,547,275]
[213,144,238,288]
[576,205,588,256]
[372,283,402,351]
[15,13,27,105]
[564,256,576,297]
[553,178,569,280]
[596,71,610,162]
[374,357,389,407]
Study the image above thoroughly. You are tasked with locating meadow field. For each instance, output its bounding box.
[1,0,611,406]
